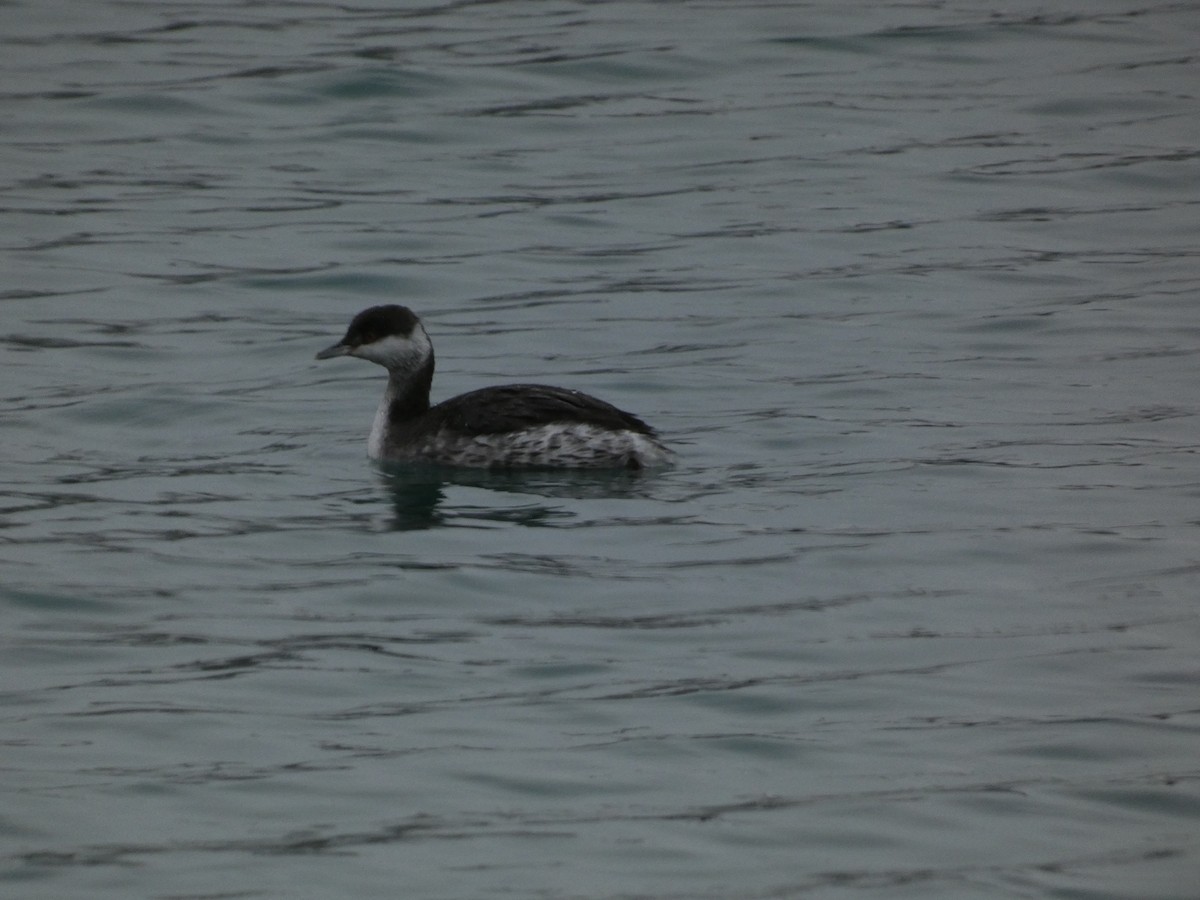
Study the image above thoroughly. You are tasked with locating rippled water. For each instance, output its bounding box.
[4,2,1199,898]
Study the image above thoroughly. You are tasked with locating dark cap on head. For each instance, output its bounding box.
[316,305,421,359]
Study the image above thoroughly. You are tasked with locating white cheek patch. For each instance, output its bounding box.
[355,327,431,373]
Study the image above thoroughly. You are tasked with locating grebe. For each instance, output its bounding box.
[316,305,672,470]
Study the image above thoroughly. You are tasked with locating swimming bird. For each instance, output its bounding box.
[316,305,671,469]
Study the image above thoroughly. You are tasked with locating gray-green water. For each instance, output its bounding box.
[4,2,1199,898]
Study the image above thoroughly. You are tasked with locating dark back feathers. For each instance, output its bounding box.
[415,384,657,436]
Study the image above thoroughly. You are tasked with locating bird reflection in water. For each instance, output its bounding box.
[378,463,657,532]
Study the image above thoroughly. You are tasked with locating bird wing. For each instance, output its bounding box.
[427,384,656,436]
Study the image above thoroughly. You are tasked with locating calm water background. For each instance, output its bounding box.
[3,1,1199,898]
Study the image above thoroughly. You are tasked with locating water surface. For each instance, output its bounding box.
[3,2,1199,898]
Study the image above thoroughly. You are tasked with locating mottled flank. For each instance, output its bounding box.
[317,305,672,469]
[396,422,674,470]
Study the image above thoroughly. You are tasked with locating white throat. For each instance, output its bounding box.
[367,381,395,459]
[358,325,432,459]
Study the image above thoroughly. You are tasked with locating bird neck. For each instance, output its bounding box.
[383,355,434,422]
